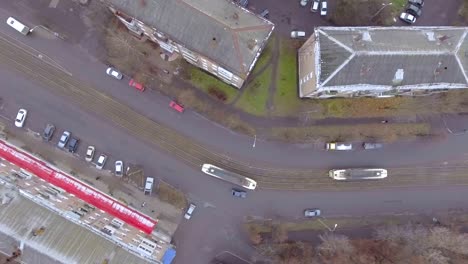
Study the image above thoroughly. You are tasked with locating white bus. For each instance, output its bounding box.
[329,168,387,181]
[201,164,257,190]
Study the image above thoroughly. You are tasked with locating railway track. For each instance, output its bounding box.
[1,34,468,190]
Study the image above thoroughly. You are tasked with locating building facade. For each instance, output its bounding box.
[299,27,468,98]
[105,0,274,89]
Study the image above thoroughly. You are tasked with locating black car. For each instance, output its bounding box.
[406,4,422,17]
[42,123,55,141]
[408,0,424,7]
[68,138,79,153]
[236,0,248,8]
[232,188,247,198]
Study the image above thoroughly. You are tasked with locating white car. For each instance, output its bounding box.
[300,0,309,6]
[106,67,123,80]
[399,12,416,24]
[115,160,124,177]
[311,0,320,12]
[325,142,353,151]
[96,154,107,170]
[184,203,196,220]
[14,109,27,128]
[320,1,327,16]
[304,208,321,217]
[85,146,95,162]
[290,31,306,38]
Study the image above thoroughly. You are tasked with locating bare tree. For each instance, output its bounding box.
[318,233,354,257]
[271,224,288,243]
[423,249,449,264]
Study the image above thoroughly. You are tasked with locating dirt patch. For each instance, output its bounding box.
[270,123,432,143]
[330,0,395,26]
[156,181,187,210]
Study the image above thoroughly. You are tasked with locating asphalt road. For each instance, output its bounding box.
[0,1,467,264]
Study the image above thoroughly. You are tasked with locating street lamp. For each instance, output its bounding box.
[317,218,338,232]
[252,135,256,148]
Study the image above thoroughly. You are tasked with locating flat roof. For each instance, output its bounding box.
[106,0,274,77]
[311,27,468,92]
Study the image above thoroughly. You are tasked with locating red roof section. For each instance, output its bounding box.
[0,140,157,234]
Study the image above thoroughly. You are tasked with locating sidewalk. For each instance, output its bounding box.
[5,127,181,237]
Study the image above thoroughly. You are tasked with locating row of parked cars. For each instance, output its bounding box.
[325,142,383,151]
[105,67,185,113]
[14,108,124,175]
[301,0,327,16]
[399,0,424,24]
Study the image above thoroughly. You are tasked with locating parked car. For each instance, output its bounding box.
[68,137,79,153]
[290,31,306,38]
[236,0,248,8]
[96,154,107,170]
[406,4,422,17]
[363,142,383,150]
[311,0,320,12]
[259,9,269,18]
[320,1,328,16]
[105,67,123,80]
[85,146,95,162]
[169,101,185,113]
[57,131,70,149]
[115,160,124,177]
[129,79,145,92]
[144,177,154,195]
[304,208,321,217]
[408,0,424,7]
[232,188,247,198]
[399,12,417,24]
[184,203,196,220]
[14,109,27,128]
[325,142,353,151]
[42,123,55,141]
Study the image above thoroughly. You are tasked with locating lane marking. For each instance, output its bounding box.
[49,0,60,8]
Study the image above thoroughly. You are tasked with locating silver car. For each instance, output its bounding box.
[106,67,123,80]
[96,154,107,170]
[184,203,196,220]
[57,131,70,149]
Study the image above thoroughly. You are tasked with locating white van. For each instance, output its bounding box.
[144,177,154,195]
[290,31,306,38]
[6,17,30,35]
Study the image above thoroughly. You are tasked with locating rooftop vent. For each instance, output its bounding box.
[362,31,372,42]
[247,39,257,50]
[392,69,404,86]
[425,32,435,41]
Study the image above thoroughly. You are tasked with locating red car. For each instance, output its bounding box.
[129,79,145,92]
[169,101,184,113]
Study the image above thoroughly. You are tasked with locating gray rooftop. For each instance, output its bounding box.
[315,27,468,91]
[106,0,274,77]
[0,187,150,264]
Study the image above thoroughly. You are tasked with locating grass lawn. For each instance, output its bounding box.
[251,37,274,76]
[187,67,239,104]
[271,123,431,142]
[273,39,301,116]
[235,66,272,116]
